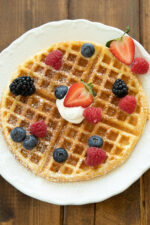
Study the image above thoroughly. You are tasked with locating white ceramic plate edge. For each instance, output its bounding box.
[0,19,150,205]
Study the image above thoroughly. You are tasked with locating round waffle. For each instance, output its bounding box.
[0,41,148,182]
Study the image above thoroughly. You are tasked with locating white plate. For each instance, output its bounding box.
[0,19,150,205]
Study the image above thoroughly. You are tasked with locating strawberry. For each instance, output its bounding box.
[106,26,135,65]
[64,80,96,108]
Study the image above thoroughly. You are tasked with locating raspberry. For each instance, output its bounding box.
[30,120,47,138]
[45,50,63,70]
[83,107,102,124]
[85,147,107,167]
[118,95,137,114]
[131,57,149,74]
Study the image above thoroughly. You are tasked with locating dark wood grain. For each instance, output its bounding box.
[0,0,67,51]
[96,181,140,225]
[67,0,139,39]
[63,204,94,225]
[0,176,61,225]
[139,1,150,225]
[0,0,150,225]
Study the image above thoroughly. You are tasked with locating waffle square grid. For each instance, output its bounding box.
[1,41,148,181]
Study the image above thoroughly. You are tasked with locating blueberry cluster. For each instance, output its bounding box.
[10,127,38,150]
[9,76,36,96]
[112,79,128,98]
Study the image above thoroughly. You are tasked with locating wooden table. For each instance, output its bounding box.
[0,0,150,224]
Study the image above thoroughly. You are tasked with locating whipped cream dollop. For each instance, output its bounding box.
[56,97,84,124]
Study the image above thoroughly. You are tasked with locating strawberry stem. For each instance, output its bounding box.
[81,79,97,97]
[121,26,130,39]
[106,26,130,47]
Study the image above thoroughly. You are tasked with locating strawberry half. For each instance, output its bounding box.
[64,80,96,108]
[110,36,135,65]
[106,26,135,65]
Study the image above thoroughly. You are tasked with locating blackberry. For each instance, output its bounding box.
[112,79,128,98]
[9,76,36,96]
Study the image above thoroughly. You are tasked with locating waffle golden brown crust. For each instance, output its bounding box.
[0,41,148,182]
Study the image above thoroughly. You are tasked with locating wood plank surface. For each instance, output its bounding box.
[139,1,150,225]
[0,176,62,225]
[0,0,150,225]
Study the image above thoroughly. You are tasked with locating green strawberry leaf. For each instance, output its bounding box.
[106,26,130,48]
[81,79,96,98]
[93,90,97,97]
[124,25,130,34]
[106,39,114,48]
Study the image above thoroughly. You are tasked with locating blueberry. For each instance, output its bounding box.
[23,135,38,150]
[53,148,68,163]
[81,43,95,58]
[55,86,68,99]
[10,127,26,142]
[88,136,103,148]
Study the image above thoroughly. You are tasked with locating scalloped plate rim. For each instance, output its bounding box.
[0,19,150,205]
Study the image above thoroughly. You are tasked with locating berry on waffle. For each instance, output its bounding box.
[0,41,148,182]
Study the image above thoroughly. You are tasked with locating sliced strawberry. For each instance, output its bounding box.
[106,26,135,65]
[110,36,135,65]
[64,80,96,108]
